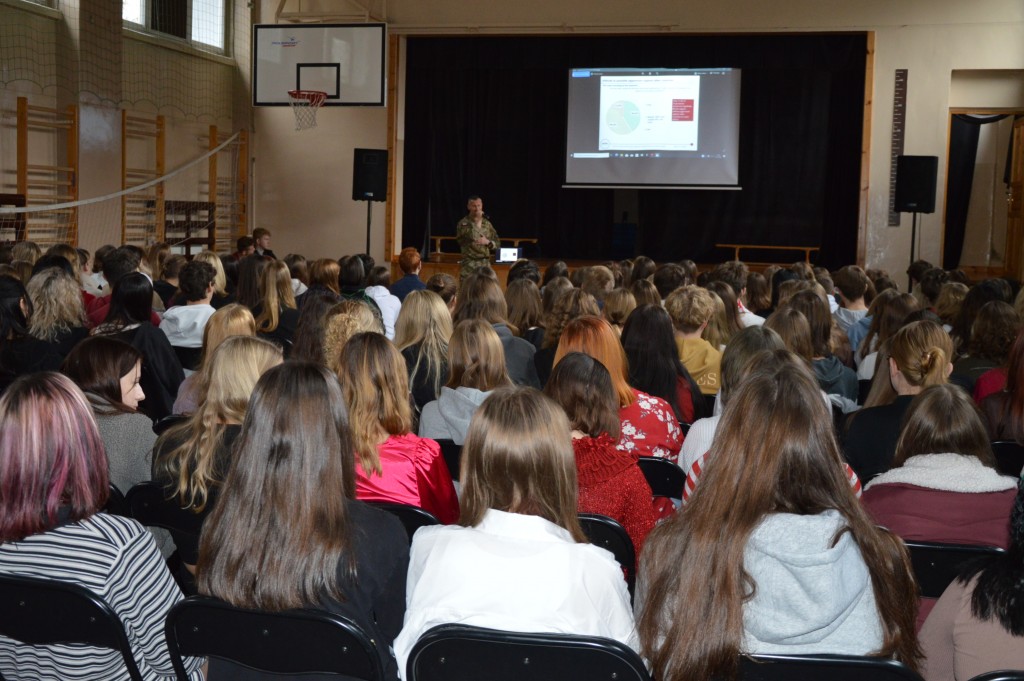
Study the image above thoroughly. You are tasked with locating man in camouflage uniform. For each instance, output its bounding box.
[456,195,499,283]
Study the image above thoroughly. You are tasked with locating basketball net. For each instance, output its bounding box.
[287,90,327,131]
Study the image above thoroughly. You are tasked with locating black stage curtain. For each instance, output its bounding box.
[402,34,866,269]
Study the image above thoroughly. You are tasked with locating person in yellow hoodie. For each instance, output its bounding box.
[665,285,722,396]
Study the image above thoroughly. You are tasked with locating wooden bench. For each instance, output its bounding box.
[716,243,820,264]
[430,236,538,257]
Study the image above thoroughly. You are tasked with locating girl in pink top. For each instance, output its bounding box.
[337,332,459,524]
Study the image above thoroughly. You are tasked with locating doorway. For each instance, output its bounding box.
[943,109,1024,279]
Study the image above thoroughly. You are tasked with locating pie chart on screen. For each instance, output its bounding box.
[606,100,641,134]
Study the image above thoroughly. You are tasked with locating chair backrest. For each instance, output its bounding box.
[0,573,145,681]
[637,456,685,499]
[739,652,923,681]
[165,595,384,680]
[435,438,463,481]
[125,481,201,538]
[577,513,635,597]
[365,501,441,544]
[966,672,1024,681]
[152,414,188,437]
[904,540,1006,598]
[990,440,1024,477]
[105,483,128,516]
[406,624,650,681]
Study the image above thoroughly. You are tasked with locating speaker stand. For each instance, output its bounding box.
[907,211,920,292]
[364,201,372,258]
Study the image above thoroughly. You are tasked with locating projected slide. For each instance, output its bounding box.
[598,75,700,151]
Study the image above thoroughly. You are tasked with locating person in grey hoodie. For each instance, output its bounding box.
[419,319,512,445]
[635,357,921,681]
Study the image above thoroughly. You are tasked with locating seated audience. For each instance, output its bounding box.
[844,320,953,482]
[92,272,183,421]
[365,265,402,340]
[832,265,871,335]
[711,260,764,327]
[153,254,185,308]
[0,373,203,680]
[704,281,742,349]
[678,327,786,471]
[425,272,458,314]
[322,299,385,374]
[919,480,1024,680]
[951,300,1020,395]
[555,315,683,461]
[192,251,234,309]
[601,287,637,336]
[665,285,722,396]
[252,259,300,352]
[86,245,161,328]
[337,332,459,524]
[283,253,309,300]
[856,291,918,378]
[454,273,540,388]
[419,319,511,445]
[535,288,599,387]
[289,291,341,365]
[393,386,637,672]
[504,279,545,349]
[153,336,282,580]
[786,289,858,401]
[545,352,659,554]
[982,328,1024,443]
[159,260,217,370]
[303,258,342,303]
[390,246,427,302]
[635,361,920,680]
[621,303,705,426]
[229,235,255,261]
[862,383,1017,627]
[25,265,89,358]
[197,362,409,680]
[234,255,267,311]
[394,290,452,411]
[172,304,256,414]
[0,276,65,393]
[62,337,155,496]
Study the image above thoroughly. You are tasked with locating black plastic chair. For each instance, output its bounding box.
[739,652,923,681]
[105,483,129,516]
[166,595,385,680]
[967,672,1024,681]
[126,482,202,542]
[905,540,1005,598]
[435,439,463,481]
[366,501,440,544]
[637,456,685,500]
[153,414,188,437]
[406,623,649,681]
[578,513,635,597]
[991,440,1024,477]
[0,573,145,680]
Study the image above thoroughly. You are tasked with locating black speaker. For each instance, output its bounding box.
[352,149,387,202]
[894,155,938,214]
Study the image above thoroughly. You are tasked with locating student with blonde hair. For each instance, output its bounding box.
[192,250,231,306]
[25,265,89,358]
[253,259,299,350]
[844,320,954,482]
[394,386,637,673]
[322,298,384,375]
[172,303,257,414]
[152,336,283,582]
[337,332,458,524]
[603,288,637,336]
[394,289,452,411]
[419,319,511,444]
[665,284,722,396]
[636,362,920,681]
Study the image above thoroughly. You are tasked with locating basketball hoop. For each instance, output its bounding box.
[287,90,327,131]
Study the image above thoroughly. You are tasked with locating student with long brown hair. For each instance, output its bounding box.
[555,315,683,462]
[336,332,458,524]
[393,386,637,673]
[197,362,409,681]
[545,352,659,554]
[419,319,511,445]
[982,328,1024,442]
[636,362,921,681]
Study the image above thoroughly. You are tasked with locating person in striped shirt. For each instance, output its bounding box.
[0,372,204,681]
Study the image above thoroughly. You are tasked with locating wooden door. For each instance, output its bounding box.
[1007,117,1024,280]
